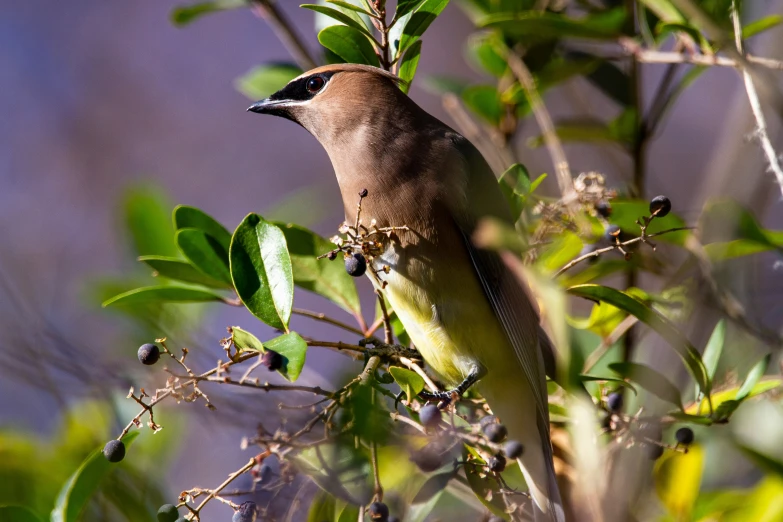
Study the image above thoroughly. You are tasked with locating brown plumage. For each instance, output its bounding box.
[249,64,565,522]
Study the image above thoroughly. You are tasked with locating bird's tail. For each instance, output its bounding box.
[478,378,565,522]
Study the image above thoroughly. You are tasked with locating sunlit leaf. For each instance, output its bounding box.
[393,0,424,25]
[302,4,375,39]
[736,354,771,401]
[235,63,302,100]
[51,432,140,522]
[699,319,726,402]
[466,32,507,77]
[170,0,246,26]
[230,213,294,331]
[654,444,704,519]
[318,25,380,66]
[686,378,782,417]
[327,0,374,17]
[742,14,782,39]
[276,223,361,317]
[264,331,309,382]
[102,285,226,307]
[123,186,178,257]
[389,366,425,400]
[609,362,683,408]
[398,40,422,94]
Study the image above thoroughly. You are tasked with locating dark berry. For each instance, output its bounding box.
[419,404,442,429]
[595,200,612,218]
[503,440,524,459]
[649,195,671,217]
[646,444,664,460]
[483,423,508,443]
[359,188,369,198]
[344,253,367,277]
[487,454,506,473]
[327,251,337,261]
[479,415,498,429]
[157,504,179,522]
[368,501,389,521]
[606,392,623,413]
[261,350,283,371]
[675,427,694,445]
[138,343,160,365]
[604,224,621,242]
[232,501,258,522]
[103,439,126,463]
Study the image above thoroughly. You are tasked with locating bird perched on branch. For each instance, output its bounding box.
[248,63,565,522]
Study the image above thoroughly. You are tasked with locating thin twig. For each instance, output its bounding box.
[505,51,576,204]
[251,0,318,70]
[292,308,366,337]
[618,39,783,70]
[730,0,783,198]
[189,456,261,519]
[375,290,394,345]
[554,227,694,276]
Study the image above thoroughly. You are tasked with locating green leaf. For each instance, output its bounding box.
[235,63,302,100]
[51,432,140,522]
[0,506,41,522]
[230,328,308,382]
[102,285,226,307]
[498,163,531,219]
[701,199,783,261]
[742,14,783,39]
[327,0,374,17]
[736,354,771,401]
[389,366,425,400]
[307,491,337,522]
[137,255,230,288]
[397,0,451,55]
[123,186,178,257]
[392,0,424,25]
[609,362,683,408]
[579,374,638,394]
[609,199,689,245]
[702,320,726,385]
[654,444,704,519]
[638,0,684,23]
[275,223,361,317]
[420,75,468,96]
[480,8,627,40]
[317,25,380,66]
[175,228,232,284]
[228,325,266,352]
[230,214,294,331]
[302,4,375,39]
[170,0,247,26]
[527,121,618,149]
[264,332,309,382]
[467,32,508,77]
[462,85,502,125]
[686,378,782,416]
[172,205,232,251]
[569,284,709,395]
[398,40,422,94]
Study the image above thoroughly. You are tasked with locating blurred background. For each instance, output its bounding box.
[2,0,783,520]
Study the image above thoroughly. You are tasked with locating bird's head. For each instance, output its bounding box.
[247,64,412,143]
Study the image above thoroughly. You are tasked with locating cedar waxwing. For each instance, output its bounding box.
[248,64,565,522]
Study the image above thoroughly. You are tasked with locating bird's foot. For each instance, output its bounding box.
[418,367,482,405]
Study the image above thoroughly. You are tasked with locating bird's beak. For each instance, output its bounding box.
[247,98,289,114]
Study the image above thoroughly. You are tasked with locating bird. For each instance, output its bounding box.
[248,63,565,522]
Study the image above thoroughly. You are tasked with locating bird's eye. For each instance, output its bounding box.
[306,76,325,93]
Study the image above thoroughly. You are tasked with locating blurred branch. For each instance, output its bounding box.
[505,51,576,205]
[730,0,783,199]
[292,307,367,337]
[251,0,318,70]
[619,41,783,71]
